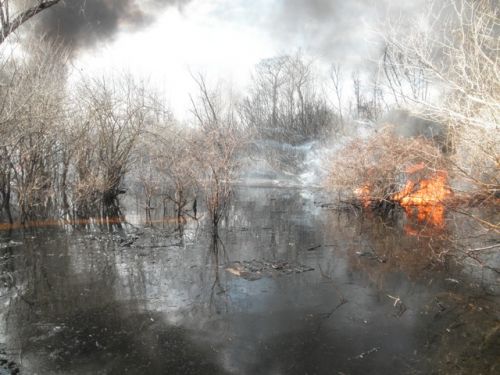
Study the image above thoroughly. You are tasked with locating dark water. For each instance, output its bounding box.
[0,187,499,374]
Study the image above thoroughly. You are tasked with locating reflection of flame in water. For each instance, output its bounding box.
[393,165,452,234]
[401,205,446,236]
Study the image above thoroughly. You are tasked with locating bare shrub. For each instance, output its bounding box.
[71,75,159,218]
[382,0,499,202]
[133,121,199,224]
[162,128,199,222]
[190,74,244,228]
[241,52,337,145]
[0,37,68,222]
[327,126,448,207]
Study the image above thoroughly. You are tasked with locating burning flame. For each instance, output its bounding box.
[393,166,452,232]
[353,163,453,235]
[394,170,451,207]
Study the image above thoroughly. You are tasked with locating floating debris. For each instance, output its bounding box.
[306,244,322,251]
[355,250,387,263]
[0,241,23,249]
[226,259,314,281]
[387,294,407,317]
[0,347,19,374]
[350,347,380,360]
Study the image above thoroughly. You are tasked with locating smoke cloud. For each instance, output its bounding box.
[28,0,428,60]
[32,0,191,50]
[264,0,426,64]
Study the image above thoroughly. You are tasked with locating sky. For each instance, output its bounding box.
[26,0,426,118]
[73,0,279,117]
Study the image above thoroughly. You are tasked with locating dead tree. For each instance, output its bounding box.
[0,0,61,45]
[241,52,335,145]
[0,37,68,223]
[190,73,243,228]
[74,75,156,218]
[381,0,499,210]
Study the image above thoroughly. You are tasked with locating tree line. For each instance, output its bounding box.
[0,0,497,231]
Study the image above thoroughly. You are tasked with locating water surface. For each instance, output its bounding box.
[0,186,498,374]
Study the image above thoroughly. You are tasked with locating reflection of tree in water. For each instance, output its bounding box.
[240,321,403,375]
[0,229,16,296]
[19,304,228,374]
[413,288,500,374]
[4,227,228,374]
[2,187,497,374]
[203,232,231,315]
[330,211,500,374]
[341,211,451,284]
[5,228,121,369]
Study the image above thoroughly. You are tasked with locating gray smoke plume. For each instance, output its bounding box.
[28,0,427,59]
[264,0,426,64]
[32,0,191,50]
[20,0,432,65]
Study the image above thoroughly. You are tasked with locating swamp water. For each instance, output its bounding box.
[0,186,498,374]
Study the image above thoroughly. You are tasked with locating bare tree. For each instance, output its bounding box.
[73,75,158,218]
[133,144,163,224]
[190,73,243,228]
[240,55,288,141]
[138,124,198,225]
[163,131,198,223]
[382,0,499,206]
[0,36,68,222]
[349,69,384,121]
[241,52,335,145]
[0,0,61,45]
[329,63,344,128]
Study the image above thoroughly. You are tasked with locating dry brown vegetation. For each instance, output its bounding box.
[381,0,499,205]
[327,126,449,207]
[189,74,245,227]
[0,0,497,236]
[327,0,499,234]
[0,37,244,227]
[0,37,68,222]
[128,74,245,229]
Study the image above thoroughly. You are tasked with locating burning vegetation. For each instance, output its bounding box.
[329,127,448,204]
[393,166,453,235]
[329,123,499,235]
[329,126,457,233]
[393,166,452,228]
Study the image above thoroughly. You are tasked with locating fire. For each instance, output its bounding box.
[393,167,452,231]
[352,163,453,234]
[394,170,451,207]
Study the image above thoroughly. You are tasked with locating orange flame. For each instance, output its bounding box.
[394,167,452,232]
[353,164,453,235]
